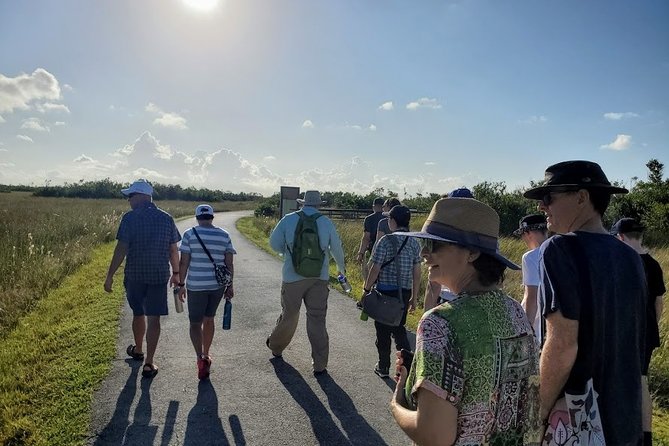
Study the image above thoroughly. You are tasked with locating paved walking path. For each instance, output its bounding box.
[88,210,413,445]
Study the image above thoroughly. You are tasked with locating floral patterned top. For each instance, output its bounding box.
[405,289,542,446]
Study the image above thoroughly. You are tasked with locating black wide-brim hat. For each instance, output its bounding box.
[523,160,628,200]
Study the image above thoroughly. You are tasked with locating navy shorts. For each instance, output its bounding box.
[125,279,169,316]
[187,288,225,323]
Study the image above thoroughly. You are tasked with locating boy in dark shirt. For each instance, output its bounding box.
[612,217,666,445]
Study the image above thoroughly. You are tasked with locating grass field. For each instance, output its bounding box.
[238,214,669,443]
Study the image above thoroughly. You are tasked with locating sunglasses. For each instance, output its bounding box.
[127,193,138,200]
[419,238,456,253]
[539,188,579,207]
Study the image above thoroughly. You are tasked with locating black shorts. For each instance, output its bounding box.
[187,288,225,323]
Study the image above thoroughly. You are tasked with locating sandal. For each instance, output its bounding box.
[126,344,144,361]
[142,363,158,378]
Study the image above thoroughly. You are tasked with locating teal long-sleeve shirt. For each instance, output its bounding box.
[269,207,346,283]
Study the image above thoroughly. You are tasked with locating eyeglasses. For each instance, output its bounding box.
[419,238,455,253]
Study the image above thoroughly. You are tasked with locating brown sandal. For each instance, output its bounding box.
[142,363,158,378]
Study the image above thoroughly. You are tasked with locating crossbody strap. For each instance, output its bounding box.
[381,235,409,290]
[192,227,216,265]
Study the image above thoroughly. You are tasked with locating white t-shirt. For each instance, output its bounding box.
[438,286,457,304]
[521,247,542,340]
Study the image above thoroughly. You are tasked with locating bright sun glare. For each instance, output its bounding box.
[182,0,219,12]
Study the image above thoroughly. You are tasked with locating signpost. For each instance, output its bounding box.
[279,186,300,218]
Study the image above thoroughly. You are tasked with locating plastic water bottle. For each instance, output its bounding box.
[337,274,352,293]
[222,299,232,330]
[173,287,184,313]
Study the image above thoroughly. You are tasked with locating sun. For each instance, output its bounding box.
[182,0,219,12]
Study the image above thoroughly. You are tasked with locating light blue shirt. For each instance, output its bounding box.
[269,206,346,283]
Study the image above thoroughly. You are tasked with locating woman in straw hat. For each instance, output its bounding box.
[390,197,542,446]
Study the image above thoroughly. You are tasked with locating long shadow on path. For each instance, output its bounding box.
[184,380,241,446]
[315,373,389,446]
[270,357,351,446]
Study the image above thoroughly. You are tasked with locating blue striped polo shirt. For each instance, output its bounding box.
[180,225,237,291]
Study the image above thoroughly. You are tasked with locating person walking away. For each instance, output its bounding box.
[375,197,402,249]
[104,179,181,379]
[391,197,540,445]
[362,205,421,378]
[356,197,385,283]
[513,214,549,344]
[266,190,346,375]
[611,217,666,446]
[177,204,236,380]
[523,160,646,445]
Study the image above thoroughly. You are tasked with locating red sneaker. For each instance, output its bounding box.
[197,355,211,380]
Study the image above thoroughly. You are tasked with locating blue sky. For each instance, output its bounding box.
[0,0,667,196]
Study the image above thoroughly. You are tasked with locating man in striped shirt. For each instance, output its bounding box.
[177,204,236,380]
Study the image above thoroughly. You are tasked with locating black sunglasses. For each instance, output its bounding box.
[538,188,580,207]
[127,193,138,200]
[419,238,456,253]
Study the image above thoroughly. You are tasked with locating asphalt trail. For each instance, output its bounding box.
[88,210,412,445]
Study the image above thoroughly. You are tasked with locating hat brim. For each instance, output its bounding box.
[523,184,628,200]
[297,199,326,205]
[397,231,520,271]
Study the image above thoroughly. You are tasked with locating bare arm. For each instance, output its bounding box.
[169,242,180,286]
[177,252,190,300]
[424,281,441,311]
[521,285,539,329]
[104,241,128,292]
[364,263,381,291]
[410,264,421,312]
[224,252,234,298]
[391,387,457,446]
[357,232,371,263]
[540,310,578,420]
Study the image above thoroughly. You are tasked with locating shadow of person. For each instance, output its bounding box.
[315,373,389,446]
[123,375,158,444]
[184,380,231,446]
[270,357,351,445]
[93,359,140,446]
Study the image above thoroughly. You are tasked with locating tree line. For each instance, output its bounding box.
[255,159,669,245]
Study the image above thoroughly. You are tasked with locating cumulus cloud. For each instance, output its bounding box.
[263,155,276,161]
[74,154,94,163]
[54,121,66,126]
[0,68,62,114]
[116,131,175,161]
[21,117,50,132]
[600,134,632,151]
[604,112,639,121]
[368,124,377,132]
[518,115,547,124]
[145,102,188,130]
[378,101,394,111]
[36,102,70,114]
[406,97,442,111]
[425,162,436,166]
[16,134,33,142]
[0,115,5,123]
[302,119,314,128]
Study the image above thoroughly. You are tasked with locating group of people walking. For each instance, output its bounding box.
[104,159,665,446]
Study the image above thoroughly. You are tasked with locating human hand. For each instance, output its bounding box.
[225,285,234,299]
[178,287,187,302]
[170,273,180,287]
[392,351,409,408]
[104,276,113,293]
[408,298,416,313]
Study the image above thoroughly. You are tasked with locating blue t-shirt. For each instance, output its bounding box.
[117,202,181,284]
[540,232,646,444]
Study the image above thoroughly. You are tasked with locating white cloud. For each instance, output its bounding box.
[36,102,70,114]
[378,101,394,111]
[600,134,632,151]
[406,97,442,111]
[0,68,62,114]
[145,102,188,130]
[0,115,5,123]
[16,134,33,142]
[368,124,377,132]
[115,131,175,161]
[263,155,276,162]
[21,117,50,132]
[74,154,94,163]
[518,115,547,124]
[425,161,436,166]
[54,121,66,126]
[604,112,639,121]
[302,119,314,128]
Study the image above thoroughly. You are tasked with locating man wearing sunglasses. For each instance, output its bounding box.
[524,161,647,445]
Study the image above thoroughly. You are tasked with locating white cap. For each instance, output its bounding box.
[121,179,153,197]
[195,204,214,218]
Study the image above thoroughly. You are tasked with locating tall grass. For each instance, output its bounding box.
[0,192,253,337]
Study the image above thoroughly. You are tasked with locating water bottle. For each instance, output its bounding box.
[173,287,184,313]
[222,299,232,330]
[337,273,352,293]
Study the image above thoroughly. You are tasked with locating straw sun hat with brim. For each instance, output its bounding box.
[523,160,628,200]
[401,198,520,270]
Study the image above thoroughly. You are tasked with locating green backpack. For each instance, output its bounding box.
[288,210,324,277]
